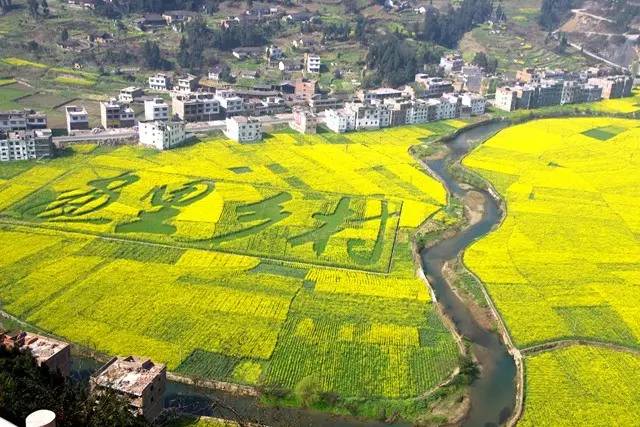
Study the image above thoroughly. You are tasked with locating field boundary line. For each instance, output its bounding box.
[521,339,640,356]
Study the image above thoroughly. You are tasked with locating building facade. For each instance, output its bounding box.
[0,109,47,132]
[290,107,318,134]
[144,98,170,121]
[118,87,143,103]
[91,356,166,423]
[225,116,263,142]
[0,129,54,161]
[172,93,221,122]
[100,99,135,129]
[139,120,186,150]
[1,332,71,376]
[148,73,172,91]
[65,105,89,134]
[304,53,321,73]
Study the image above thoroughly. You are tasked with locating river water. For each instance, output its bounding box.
[420,121,517,427]
[69,122,516,426]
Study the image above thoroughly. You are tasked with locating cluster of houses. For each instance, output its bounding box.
[0,331,167,423]
[0,109,54,162]
[324,82,486,133]
[494,67,634,112]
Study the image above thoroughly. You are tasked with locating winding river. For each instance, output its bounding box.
[420,121,517,427]
[66,121,516,426]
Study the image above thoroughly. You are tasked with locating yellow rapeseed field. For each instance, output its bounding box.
[464,118,640,348]
[0,123,462,401]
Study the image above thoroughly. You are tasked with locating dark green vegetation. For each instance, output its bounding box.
[581,125,627,141]
[0,345,149,426]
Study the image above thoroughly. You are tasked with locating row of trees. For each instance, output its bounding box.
[416,0,494,48]
[539,0,574,30]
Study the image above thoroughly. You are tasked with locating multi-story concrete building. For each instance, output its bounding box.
[214,90,244,117]
[100,99,136,129]
[452,65,484,93]
[91,356,166,423]
[1,332,71,376]
[290,107,318,134]
[304,53,321,73]
[533,80,564,107]
[172,93,221,122]
[295,78,319,101]
[144,98,170,121]
[561,81,602,104]
[308,94,344,113]
[438,94,460,119]
[118,86,144,103]
[0,129,54,161]
[439,53,464,73]
[225,116,263,142]
[324,108,351,133]
[148,73,172,91]
[415,75,454,98]
[359,88,405,104]
[138,120,186,150]
[461,93,486,115]
[176,74,199,93]
[0,109,47,132]
[65,105,89,134]
[588,75,633,99]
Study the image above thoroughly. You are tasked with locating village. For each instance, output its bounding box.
[1,50,634,161]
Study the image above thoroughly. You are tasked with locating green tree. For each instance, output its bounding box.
[0,346,149,426]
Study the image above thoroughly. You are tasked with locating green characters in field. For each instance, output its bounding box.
[116,180,215,235]
[289,197,352,256]
[212,192,292,244]
[22,172,140,223]
[347,200,390,265]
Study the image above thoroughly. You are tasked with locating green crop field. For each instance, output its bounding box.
[0,123,469,410]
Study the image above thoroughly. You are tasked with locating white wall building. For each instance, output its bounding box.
[139,120,187,150]
[225,116,262,142]
[118,87,143,103]
[215,90,244,116]
[149,73,171,91]
[0,129,54,161]
[177,75,198,93]
[65,105,89,134]
[305,54,321,73]
[144,98,170,121]
[290,107,318,134]
[461,93,486,115]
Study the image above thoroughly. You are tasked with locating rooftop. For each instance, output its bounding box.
[1,332,68,363]
[93,356,165,397]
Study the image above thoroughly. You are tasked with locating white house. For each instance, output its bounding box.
[215,90,244,116]
[65,105,89,134]
[305,53,321,73]
[144,98,170,121]
[461,93,486,115]
[148,73,171,91]
[225,116,262,143]
[324,109,351,133]
[138,120,187,150]
[118,87,143,103]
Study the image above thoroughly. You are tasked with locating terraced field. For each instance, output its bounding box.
[463,117,640,423]
[0,123,463,404]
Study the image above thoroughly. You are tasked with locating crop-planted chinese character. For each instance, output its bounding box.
[289,197,352,256]
[23,172,140,222]
[212,192,292,244]
[116,180,215,234]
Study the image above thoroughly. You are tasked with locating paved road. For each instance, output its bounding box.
[53,112,315,144]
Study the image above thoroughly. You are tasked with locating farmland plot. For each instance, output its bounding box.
[0,124,461,401]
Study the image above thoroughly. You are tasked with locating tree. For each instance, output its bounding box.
[60,28,69,42]
[142,40,170,70]
[539,0,573,31]
[40,0,48,17]
[0,346,149,426]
